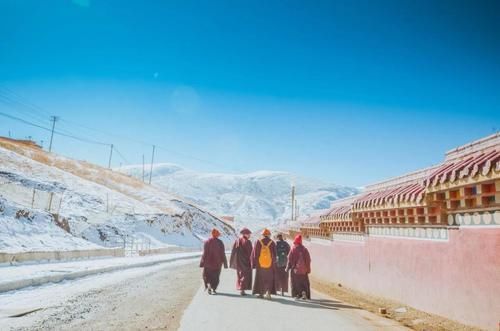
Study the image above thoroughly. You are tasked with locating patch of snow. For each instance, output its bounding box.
[120,163,360,230]
[0,145,236,253]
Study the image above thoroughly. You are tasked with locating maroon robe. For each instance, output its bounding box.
[200,237,227,290]
[229,237,253,290]
[287,244,311,299]
[251,237,277,295]
[275,239,291,293]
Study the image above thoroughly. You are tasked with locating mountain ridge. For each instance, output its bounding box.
[120,163,360,229]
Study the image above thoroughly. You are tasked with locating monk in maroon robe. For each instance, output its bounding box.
[287,234,311,300]
[229,227,253,295]
[200,228,228,295]
[251,228,277,299]
[275,233,291,296]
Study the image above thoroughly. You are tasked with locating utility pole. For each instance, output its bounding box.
[31,188,36,208]
[48,116,59,152]
[108,144,114,169]
[149,145,155,184]
[57,190,65,214]
[291,185,295,222]
[295,201,299,221]
[48,192,54,212]
[142,154,145,182]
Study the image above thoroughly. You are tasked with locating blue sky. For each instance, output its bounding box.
[0,0,499,187]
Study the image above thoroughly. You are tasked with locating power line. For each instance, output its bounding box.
[0,87,53,118]
[0,88,244,172]
[0,95,51,125]
[59,117,239,170]
[59,117,151,147]
[0,111,111,146]
[0,90,53,127]
[53,127,111,146]
[0,111,52,132]
[113,146,131,165]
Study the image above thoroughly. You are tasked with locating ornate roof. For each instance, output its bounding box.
[424,148,499,187]
[298,133,499,223]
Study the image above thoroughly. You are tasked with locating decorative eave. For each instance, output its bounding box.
[352,182,426,210]
[426,167,500,194]
[425,149,499,189]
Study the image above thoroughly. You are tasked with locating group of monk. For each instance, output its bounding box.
[199,227,312,300]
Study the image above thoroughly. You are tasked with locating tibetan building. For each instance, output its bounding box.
[293,133,499,240]
[285,133,499,331]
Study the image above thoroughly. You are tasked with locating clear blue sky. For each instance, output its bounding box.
[0,0,499,187]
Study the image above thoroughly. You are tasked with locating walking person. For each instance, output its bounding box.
[251,228,277,299]
[287,234,311,300]
[275,233,291,296]
[229,227,253,296]
[200,228,228,295]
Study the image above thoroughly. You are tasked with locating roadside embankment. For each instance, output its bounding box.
[0,248,125,264]
[0,251,201,293]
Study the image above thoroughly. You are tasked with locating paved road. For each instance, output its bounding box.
[179,268,409,331]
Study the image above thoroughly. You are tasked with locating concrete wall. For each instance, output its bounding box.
[138,246,199,256]
[305,228,500,331]
[0,248,125,264]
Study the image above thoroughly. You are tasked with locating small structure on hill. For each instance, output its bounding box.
[0,136,42,149]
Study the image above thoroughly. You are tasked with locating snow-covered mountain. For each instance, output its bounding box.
[0,138,235,253]
[120,163,360,230]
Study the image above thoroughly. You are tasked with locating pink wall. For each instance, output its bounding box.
[305,229,500,331]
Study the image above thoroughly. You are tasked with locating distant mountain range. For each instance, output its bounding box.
[120,163,360,230]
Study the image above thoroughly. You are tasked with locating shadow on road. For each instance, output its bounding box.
[214,293,360,311]
[215,293,256,300]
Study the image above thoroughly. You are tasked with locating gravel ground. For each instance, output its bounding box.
[4,260,201,331]
[311,277,483,331]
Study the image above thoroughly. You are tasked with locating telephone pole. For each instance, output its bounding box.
[142,154,145,182]
[48,116,59,152]
[295,200,299,221]
[107,144,114,169]
[291,185,296,222]
[148,145,155,184]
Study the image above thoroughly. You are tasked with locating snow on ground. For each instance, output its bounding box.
[0,197,101,253]
[0,258,198,329]
[120,163,360,230]
[0,252,201,287]
[0,140,236,253]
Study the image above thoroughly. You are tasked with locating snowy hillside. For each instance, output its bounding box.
[120,163,359,229]
[0,138,235,253]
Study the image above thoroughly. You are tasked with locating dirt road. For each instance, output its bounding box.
[1,259,201,331]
